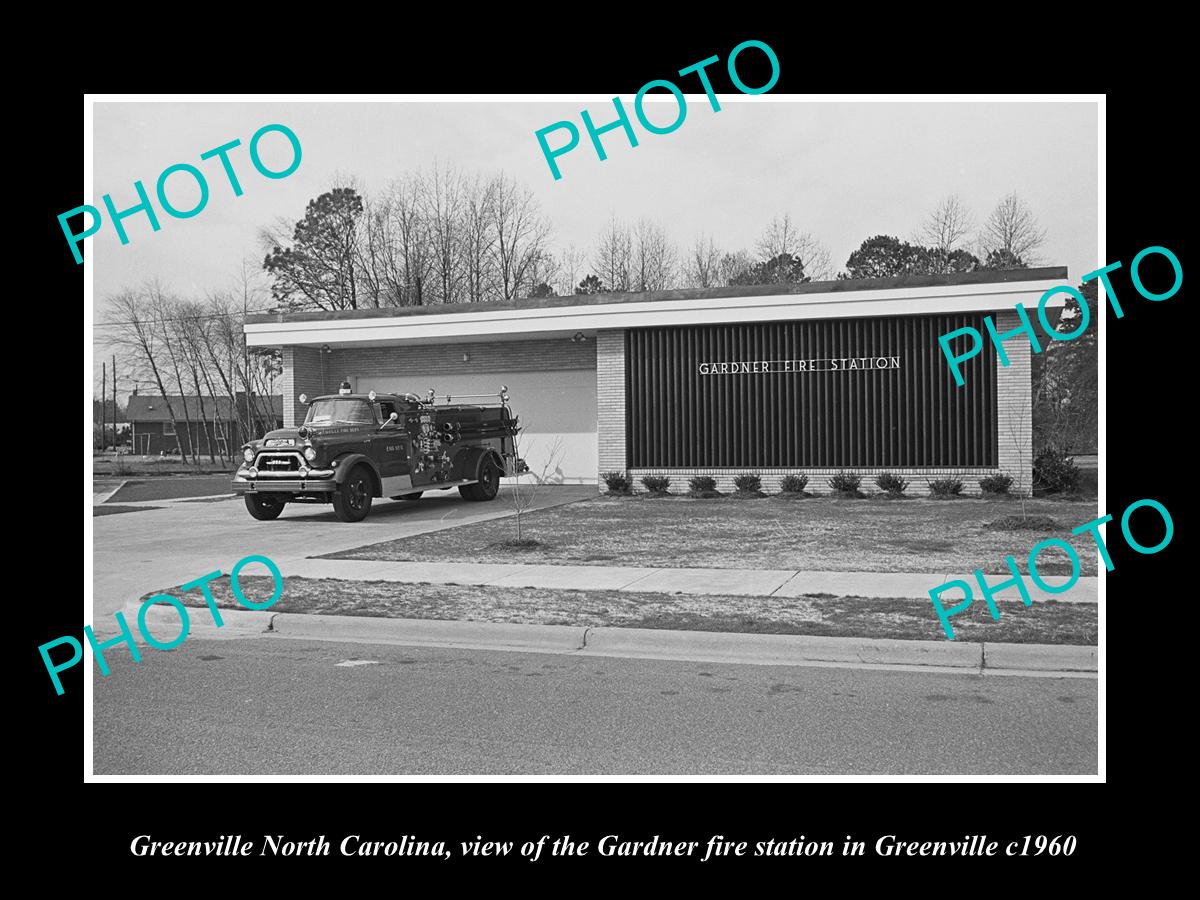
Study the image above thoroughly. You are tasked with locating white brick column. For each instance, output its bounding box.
[993,309,1034,495]
[596,329,626,483]
[281,346,326,427]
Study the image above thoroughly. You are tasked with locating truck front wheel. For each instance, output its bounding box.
[332,465,374,522]
[245,494,286,521]
[459,457,501,502]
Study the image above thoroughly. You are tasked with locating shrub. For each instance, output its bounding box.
[733,473,762,493]
[779,474,809,494]
[829,471,862,494]
[928,477,964,497]
[688,475,717,494]
[601,471,631,494]
[1033,448,1081,494]
[874,472,908,496]
[979,473,1014,495]
[641,475,671,493]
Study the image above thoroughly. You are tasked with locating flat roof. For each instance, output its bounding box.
[246,267,1070,349]
[247,267,1068,326]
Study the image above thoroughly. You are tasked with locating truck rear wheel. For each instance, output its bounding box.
[245,494,286,521]
[332,465,373,522]
[459,457,500,502]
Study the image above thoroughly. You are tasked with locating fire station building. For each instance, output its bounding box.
[246,268,1066,492]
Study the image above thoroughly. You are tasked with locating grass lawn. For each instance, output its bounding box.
[167,575,1096,645]
[101,475,235,503]
[324,494,1102,575]
[93,454,234,477]
[93,504,162,517]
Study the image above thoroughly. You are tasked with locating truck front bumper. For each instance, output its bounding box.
[232,468,337,495]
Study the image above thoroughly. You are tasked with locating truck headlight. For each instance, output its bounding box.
[243,447,255,463]
[303,446,317,462]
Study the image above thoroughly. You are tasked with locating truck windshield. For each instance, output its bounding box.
[304,399,376,426]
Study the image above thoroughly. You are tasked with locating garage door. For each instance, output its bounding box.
[354,370,597,484]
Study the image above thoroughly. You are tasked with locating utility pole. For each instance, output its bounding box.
[101,362,106,452]
[244,284,251,442]
[112,354,118,450]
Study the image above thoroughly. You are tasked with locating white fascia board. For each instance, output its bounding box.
[245,280,1066,348]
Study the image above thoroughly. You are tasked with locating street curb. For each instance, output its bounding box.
[579,627,982,670]
[273,613,585,655]
[985,641,1097,672]
[92,480,127,505]
[129,601,275,639]
[140,604,1097,676]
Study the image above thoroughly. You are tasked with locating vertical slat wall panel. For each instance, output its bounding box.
[627,314,996,468]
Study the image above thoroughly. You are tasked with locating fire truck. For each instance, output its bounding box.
[232,380,527,523]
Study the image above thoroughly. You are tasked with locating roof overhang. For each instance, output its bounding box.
[246,278,1068,349]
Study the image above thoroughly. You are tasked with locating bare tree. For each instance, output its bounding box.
[356,193,398,308]
[980,192,1047,264]
[630,218,677,292]
[383,175,433,306]
[917,194,974,259]
[506,432,566,544]
[591,215,633,292]
[553,244,587,296]
[105,286,190,463]
[419,163,466,304]
[523,249,560,296]
[459,174,498,302]
[685,234,723,288]
[172,300,223,464]
[755,214,832,280]
[717,250,755,286]
[490,173,552,300]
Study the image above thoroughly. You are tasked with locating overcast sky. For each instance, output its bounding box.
[90,99,1098,395]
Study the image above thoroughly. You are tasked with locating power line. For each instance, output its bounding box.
[92,308,281,329]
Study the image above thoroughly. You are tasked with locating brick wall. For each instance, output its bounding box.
[281,347,326,427]
[596,329,626,479]
[328,338,595,382]
[993,308,1034,495]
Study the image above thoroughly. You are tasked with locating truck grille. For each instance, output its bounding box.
[256,452,302,472]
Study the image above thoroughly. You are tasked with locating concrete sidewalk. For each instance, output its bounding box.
[281,557,1099,604]
[133,602,1099,677]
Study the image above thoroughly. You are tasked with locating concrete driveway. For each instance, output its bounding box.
[91,485,595,620]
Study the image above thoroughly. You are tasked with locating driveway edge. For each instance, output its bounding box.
[136,603,1097,676]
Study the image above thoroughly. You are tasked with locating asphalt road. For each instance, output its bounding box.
[93,636,1097,775]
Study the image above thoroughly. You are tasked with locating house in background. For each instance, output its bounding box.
[93,399,130,448]
[126,393,283,457]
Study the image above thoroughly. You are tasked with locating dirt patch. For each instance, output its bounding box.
[164,575,1097,645]
[986,515,1063,531]
[883,538,956,553]
[490,538,546,551]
